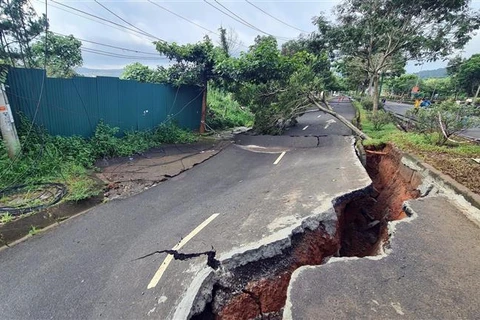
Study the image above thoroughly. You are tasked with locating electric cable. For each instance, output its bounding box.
[94,0,162,41]
[49,0,161,41]
[204,0,291,41]
[244,0,309,33]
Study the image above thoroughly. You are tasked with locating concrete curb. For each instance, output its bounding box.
[400,149,480,211]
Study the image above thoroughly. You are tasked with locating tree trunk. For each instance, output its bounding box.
[309,97,370,140]
[367,76,374,96]
[474,84,480,102]
[372,74,380,113]
[199,83,207,133]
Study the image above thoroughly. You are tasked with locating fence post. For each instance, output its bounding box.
[0,83,21,159]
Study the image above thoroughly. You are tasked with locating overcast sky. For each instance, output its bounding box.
[31,0,480,73]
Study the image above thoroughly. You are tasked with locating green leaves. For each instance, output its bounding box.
[31,32,82,78]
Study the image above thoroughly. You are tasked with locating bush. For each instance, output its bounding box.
[0,119,198,200]
[360,97,374,111]
[408,100,480,145]
[367,110,392,131]
[206,88,254,130]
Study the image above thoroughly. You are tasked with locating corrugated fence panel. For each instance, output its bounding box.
[97,77,119,130]
[5,67,203,137]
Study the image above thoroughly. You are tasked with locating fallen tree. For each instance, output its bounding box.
[308,93,371,140]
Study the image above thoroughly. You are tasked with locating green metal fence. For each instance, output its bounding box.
[5,68,203,137]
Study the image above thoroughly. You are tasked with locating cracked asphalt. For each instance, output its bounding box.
[0,101,368,319]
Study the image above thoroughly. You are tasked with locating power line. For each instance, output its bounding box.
[204,0,291,41]
[52,32,160,56]
[48,0,160,41]
[42,0,154,42]
[244,0,309,33]
[81,47,167,60]
[147,0,248,50]
[94,0,162,41]
[147,0,218,36]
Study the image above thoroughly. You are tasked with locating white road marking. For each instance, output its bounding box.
[273,151,286,165]
[324,119,336,129]
[302,125,309,131]
[317,115,322,118]
[147,213,220,289]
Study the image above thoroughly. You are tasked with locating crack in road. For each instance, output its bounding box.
[136,248,220,270]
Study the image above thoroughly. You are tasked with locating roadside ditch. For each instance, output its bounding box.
[191,143,421,320]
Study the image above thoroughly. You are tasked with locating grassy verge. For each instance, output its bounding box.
[353,101,480,194]
[206,88,254,130]
[0,120,198,205]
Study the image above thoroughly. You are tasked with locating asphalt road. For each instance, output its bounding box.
[384,100,480,141]
[0,102,368,319]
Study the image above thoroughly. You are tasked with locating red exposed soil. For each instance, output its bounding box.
[207,144,420,320]
[218,229,339,320]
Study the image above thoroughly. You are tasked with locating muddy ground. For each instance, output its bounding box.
[96,140,231,200]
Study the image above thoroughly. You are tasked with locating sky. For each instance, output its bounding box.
[30,0,480,73]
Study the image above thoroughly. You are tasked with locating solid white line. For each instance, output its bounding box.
[302,125,309,131]
[273,151,286,165]
[147,213,220,289]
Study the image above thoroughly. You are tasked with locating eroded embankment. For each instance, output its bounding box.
[192,144,420,320]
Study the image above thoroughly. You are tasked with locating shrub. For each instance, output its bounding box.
[409,100,480,145]
[367,110,392,131]
[360,97,374,111]
[206,88,254,130]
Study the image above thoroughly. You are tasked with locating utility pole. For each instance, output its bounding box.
[0,84,20,159]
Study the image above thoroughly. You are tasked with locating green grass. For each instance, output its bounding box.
[0,119,198,202]
[206,88,254,130]
[353,100,480,156]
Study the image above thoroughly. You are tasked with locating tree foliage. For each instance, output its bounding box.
[0,0,47,67]
[456,54,480,96]
[314,0,480,111]
[31,32,82,78]
[121,62,167,83]
[217,36,333,134]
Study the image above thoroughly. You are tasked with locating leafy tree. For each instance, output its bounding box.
[121,62,167,83]
[218,36,335,134]
[31,32,82,78]
[155,36,225,133]
[456,54,480,96]
[386,74,419,98]
[314,0,480,112]
[0,0,47,67]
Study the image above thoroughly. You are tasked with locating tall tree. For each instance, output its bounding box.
[31,32,82,78]
[456,54,480,96]
[155,36,224,133]
[314,0,480,112]
[0,0,47,67]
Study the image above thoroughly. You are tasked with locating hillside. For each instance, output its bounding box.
[76,67,124,78]
[414,67,447,78]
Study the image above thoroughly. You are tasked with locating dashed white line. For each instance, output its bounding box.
[273,151,286,165]
[302,125,309,131]
[317,115,322,118]
[147,213,220,289]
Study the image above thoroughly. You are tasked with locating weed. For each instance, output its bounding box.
[0,118,198,202]
[29,226,39,236]
[206,88,254,130]
[0,213,13,224]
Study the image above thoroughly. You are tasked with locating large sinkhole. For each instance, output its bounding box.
[192,144,421,320]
